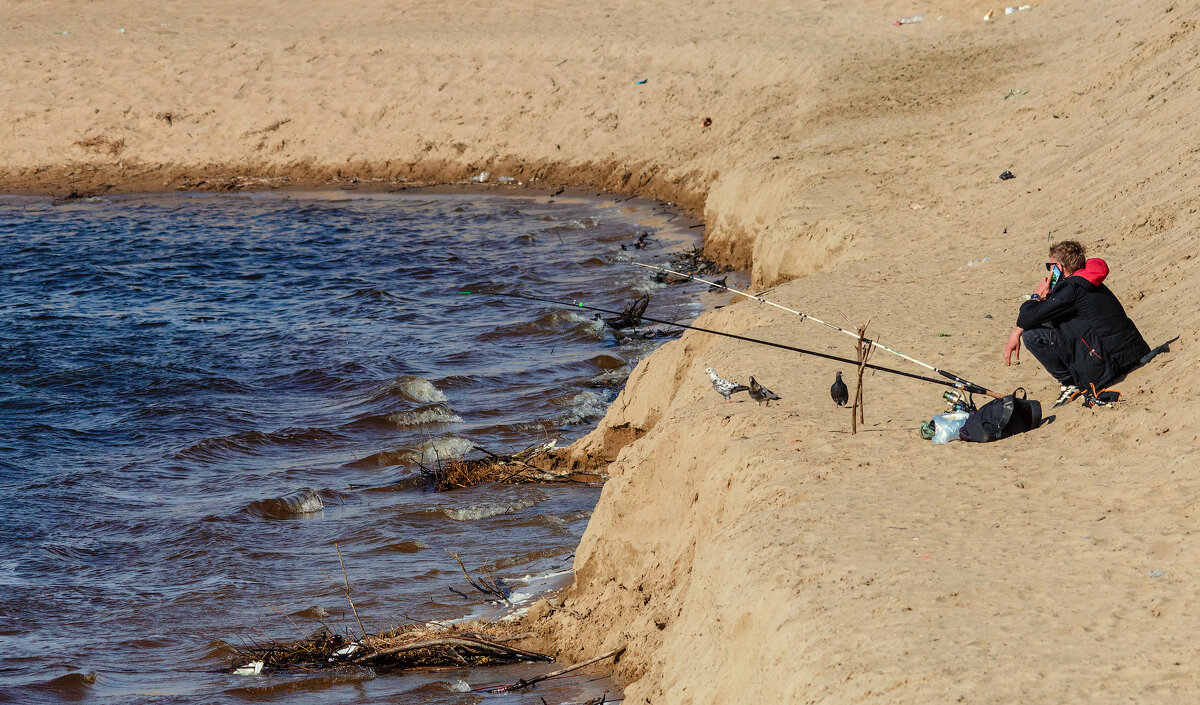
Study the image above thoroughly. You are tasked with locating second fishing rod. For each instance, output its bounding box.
[631,261,990,393]
[465,289,1002,399]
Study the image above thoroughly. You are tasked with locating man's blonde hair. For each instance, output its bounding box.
[1049,240,1087,273]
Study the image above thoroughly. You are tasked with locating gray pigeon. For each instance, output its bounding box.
[706,367,748,403]
[748,376,781,407]
[831,371,849,408]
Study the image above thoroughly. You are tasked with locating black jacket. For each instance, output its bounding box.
[1016,258,1149,389]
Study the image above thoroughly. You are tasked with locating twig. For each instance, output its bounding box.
[355,635,551,664]
[478,646,626,693]
[447,550,511,603]
[335,543,368,639]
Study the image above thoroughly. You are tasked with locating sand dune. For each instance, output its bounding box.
[4,0,1199,701]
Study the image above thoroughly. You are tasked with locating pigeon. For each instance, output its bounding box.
[706,367,748,403]
[748,376,781,407]
[830,371,849,408]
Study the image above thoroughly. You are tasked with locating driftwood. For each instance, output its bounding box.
[232,625,552,673]
[355,634,552,665]
[227,548,552,675]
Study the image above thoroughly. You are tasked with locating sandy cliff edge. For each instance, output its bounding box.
[5,0,1200,702]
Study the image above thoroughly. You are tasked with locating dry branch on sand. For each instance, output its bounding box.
[420,440,600,491]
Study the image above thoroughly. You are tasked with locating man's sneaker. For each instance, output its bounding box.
[1052,384,1080,408]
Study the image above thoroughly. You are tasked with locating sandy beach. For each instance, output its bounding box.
[5,0,1199,702]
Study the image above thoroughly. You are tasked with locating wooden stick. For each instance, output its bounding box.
[355,635,551,664]
[335,543,368,640]
[479,646,626,693]
[851,320,873,434]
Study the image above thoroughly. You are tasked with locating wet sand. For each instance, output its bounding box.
[5,0,1200,702]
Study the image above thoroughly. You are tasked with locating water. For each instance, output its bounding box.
[0,191,726,703]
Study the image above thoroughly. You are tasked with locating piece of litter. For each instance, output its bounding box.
[497,176,515,184]
[1150,570,1166,578]
[893,13,925,25]
[999,170,1015,180]
[702,117,712,128]
[333,643,360,657]
[636,78,647,85]
[233,661,264,676]
[983,9,995,21]
[908,202,924,210]
[469,171,490,183]
[918,554,931,558]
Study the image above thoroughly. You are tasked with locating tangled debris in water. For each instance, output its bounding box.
[418,440,602,491]
[669,245,732,277]
[229,623,552,675]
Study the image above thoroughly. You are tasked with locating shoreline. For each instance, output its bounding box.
[6,0,1200,701]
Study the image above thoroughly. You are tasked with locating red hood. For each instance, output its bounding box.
[1070,258,1108,286]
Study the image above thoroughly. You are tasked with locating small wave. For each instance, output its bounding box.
[562,311,607,339]
[548,389,609,427]
[543,217,598,232]
[223,668,375,698]
[344,435,475,469]
[367,375,448,404]
[478,310,606,342]
[339,287,401,301]
[175,427,346,461]
[443,493,545,521]
[27,671,97,699]
[245,487,325,520]
[268,366,365,392]
[382,539,428,553]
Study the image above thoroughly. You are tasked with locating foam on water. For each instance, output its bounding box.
[555,390,610,426]
[385,404,464,427]
[443,493,545,521]
[412,435,476,465]
[369,375,449,404]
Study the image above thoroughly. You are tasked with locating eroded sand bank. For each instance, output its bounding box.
[5,0,1200,701]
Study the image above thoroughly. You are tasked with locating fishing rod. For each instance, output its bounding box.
[463,290,1001,398]
[630,261,989,393]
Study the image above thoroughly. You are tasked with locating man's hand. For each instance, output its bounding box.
[1033,275,1052,300]
[1003,327,1023,366]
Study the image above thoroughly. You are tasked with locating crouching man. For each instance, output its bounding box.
[1003,240,1149,406]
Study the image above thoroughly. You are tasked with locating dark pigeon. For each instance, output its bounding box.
[748,376,781,407]
[831,371,849,408]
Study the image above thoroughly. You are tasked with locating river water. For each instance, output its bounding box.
[0,191,720,704]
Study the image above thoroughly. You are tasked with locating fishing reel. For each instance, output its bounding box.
[942,388,977,413]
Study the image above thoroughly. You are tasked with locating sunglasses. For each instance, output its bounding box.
[1045,262,1061,271]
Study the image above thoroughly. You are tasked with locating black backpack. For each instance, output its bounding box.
[959,388,1042,442]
